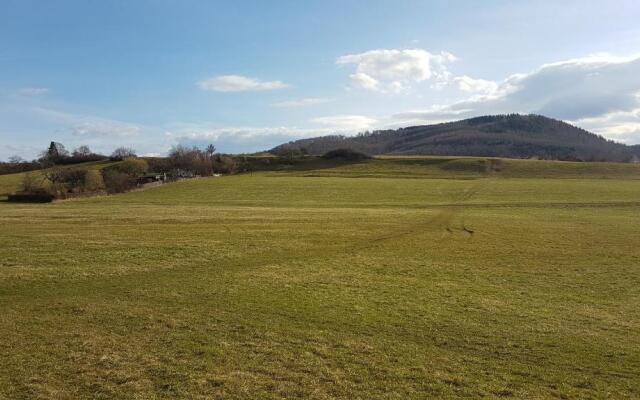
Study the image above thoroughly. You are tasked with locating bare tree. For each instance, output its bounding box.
[110,147,137,161]
[73,145,92,158]
[40,141,69,165]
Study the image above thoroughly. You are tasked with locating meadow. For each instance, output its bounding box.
[1,157,639,399]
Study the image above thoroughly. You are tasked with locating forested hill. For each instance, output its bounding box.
[271,114,640,162]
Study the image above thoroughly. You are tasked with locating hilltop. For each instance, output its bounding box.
[272,114,640,162]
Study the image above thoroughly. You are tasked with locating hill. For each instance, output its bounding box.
[272,114,640,162]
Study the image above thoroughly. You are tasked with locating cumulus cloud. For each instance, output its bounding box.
[270,98,332,108]
[393,53,640,143]
[197,75,290,92]
[336,48,456,93]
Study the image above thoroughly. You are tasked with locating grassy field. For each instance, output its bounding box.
[1,157,639,399]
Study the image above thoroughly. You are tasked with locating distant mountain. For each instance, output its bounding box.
[272,114,640,162]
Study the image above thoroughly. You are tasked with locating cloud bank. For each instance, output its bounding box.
[393,53,640,143]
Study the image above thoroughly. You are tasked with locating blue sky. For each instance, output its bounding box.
[1,0,640,159]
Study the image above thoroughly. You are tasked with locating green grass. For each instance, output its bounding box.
[1,157,639,399]
[251,156,640,179]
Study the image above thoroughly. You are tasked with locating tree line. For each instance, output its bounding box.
[9,141,243,202]
[0,142,137,176]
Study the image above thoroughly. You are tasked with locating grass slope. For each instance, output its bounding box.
[1,157,639,399]
[0,160,117,198]
[256,156,640,180]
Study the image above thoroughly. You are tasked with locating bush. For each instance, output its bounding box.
[12,173,55,202]
[215,155,240,174]
[146,157,172,174]
[102,170,136,194]
[8,192,54,203]
[44,168,89,194]
[168,145,214,176]
[321,148,371,161]
[62,169,87,191]
[100,158,147,193]
[112,157,148,175]
[83,169,105,192]
[26,167,109,198]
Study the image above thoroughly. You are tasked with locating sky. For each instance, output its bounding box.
[1,0,640,160]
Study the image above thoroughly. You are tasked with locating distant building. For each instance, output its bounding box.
[137,173,166,185]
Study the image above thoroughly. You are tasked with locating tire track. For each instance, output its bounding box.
[351,179,488,252]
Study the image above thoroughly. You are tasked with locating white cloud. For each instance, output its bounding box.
[350,72,381,91]
[18,87,50,96]
[166,125,320,141]
[34,108,141,138]
[1,143,43,161]
[163,124,327,154]
[336,48,456,93]
[270,98,332,108]
[197,75,290,92]
[541,52,640,68]
[570,108,640,144]
[167,116,377,144]
[70,119,141,138]
[453,76,499,95]
[311,115,378,131]
[393,53,640,144]
[392,105,474,127]
[164,115,380,152]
